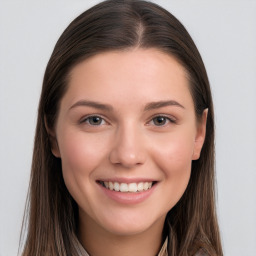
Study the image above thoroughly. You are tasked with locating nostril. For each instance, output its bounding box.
[109,148,146,168]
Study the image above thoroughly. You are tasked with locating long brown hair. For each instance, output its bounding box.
[20,0,223,255]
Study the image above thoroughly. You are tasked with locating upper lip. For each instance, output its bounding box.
[96,177,158,183]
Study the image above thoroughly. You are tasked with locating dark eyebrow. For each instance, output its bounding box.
[69,100,113,111]
[144,100,185,111]
[69,99,184,112]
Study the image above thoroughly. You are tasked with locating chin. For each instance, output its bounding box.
[94,209,166,237]
[102,222,155,237]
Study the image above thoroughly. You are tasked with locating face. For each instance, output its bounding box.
[51,48,207,237]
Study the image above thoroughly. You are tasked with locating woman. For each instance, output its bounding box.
[20,0,223,255]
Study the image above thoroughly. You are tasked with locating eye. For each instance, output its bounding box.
[82,116,106,126]
[150,115,176,126]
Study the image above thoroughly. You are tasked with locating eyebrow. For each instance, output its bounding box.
[69,99,184,112]
[69,100,113,111]
[144,100,185,111]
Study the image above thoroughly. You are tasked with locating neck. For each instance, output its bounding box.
[78,211,166,256]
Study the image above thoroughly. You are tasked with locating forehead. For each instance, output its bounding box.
[61,48,193,111]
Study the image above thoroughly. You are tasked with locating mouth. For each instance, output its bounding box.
[97,181,157,193]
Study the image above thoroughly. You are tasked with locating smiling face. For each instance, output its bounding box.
[50,48,207,239]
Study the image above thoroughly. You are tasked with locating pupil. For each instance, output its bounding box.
[90,116,101,125]
[154,117,166,126]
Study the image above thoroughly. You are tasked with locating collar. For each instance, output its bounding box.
[158,237,168,256]
[72,234,168,256]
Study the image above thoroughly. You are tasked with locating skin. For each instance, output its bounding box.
[49,48,207,256]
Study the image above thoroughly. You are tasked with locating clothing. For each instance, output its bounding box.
[72,234,168,256]
[72,234,207,256]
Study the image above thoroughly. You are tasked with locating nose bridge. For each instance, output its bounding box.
[109,121,146,168]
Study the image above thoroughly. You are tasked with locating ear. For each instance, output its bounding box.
[44,116,61,158]
[192,109,208,160]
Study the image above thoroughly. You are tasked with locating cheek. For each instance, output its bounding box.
[59,131,106,172]
[152,132,194,174]
[162,139,193,186]
[57,131,108,196]
[150,133,194,204]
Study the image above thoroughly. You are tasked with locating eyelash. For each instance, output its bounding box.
[80,115,107,126]
[80,114,176,127]
[148,115,176,127]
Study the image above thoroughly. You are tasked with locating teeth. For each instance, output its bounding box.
[120,183,129,192]
[137,182,144,192]
[128,183,137,192]
[114,182,119,191]
[101,181,154,193]
[109,181,114,190]
[143,182,149,190]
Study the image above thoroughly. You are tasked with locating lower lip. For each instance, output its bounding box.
[98,183,157,205]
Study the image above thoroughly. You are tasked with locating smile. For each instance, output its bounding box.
[98,181,154,193]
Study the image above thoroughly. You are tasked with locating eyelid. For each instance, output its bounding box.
[79,114,109,125]
[147,114,177,126]
[78,113,177,126]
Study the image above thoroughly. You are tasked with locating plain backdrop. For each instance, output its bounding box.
[0,0,255,255]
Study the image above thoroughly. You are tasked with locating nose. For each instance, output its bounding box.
[109,124,146,168]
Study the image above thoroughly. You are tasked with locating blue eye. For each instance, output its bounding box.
[83,116,105,126]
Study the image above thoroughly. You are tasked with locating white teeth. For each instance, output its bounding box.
[101,181,153,193]
[109,181,114,190]
[128,183,137,192]
[143,182,149,190]
[114,182,119,191]
[120,183,128,192]
[137,182,144,192]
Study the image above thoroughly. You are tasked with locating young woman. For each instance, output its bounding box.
[20,0,223,255]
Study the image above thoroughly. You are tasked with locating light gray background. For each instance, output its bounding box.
[0,0,255,255]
